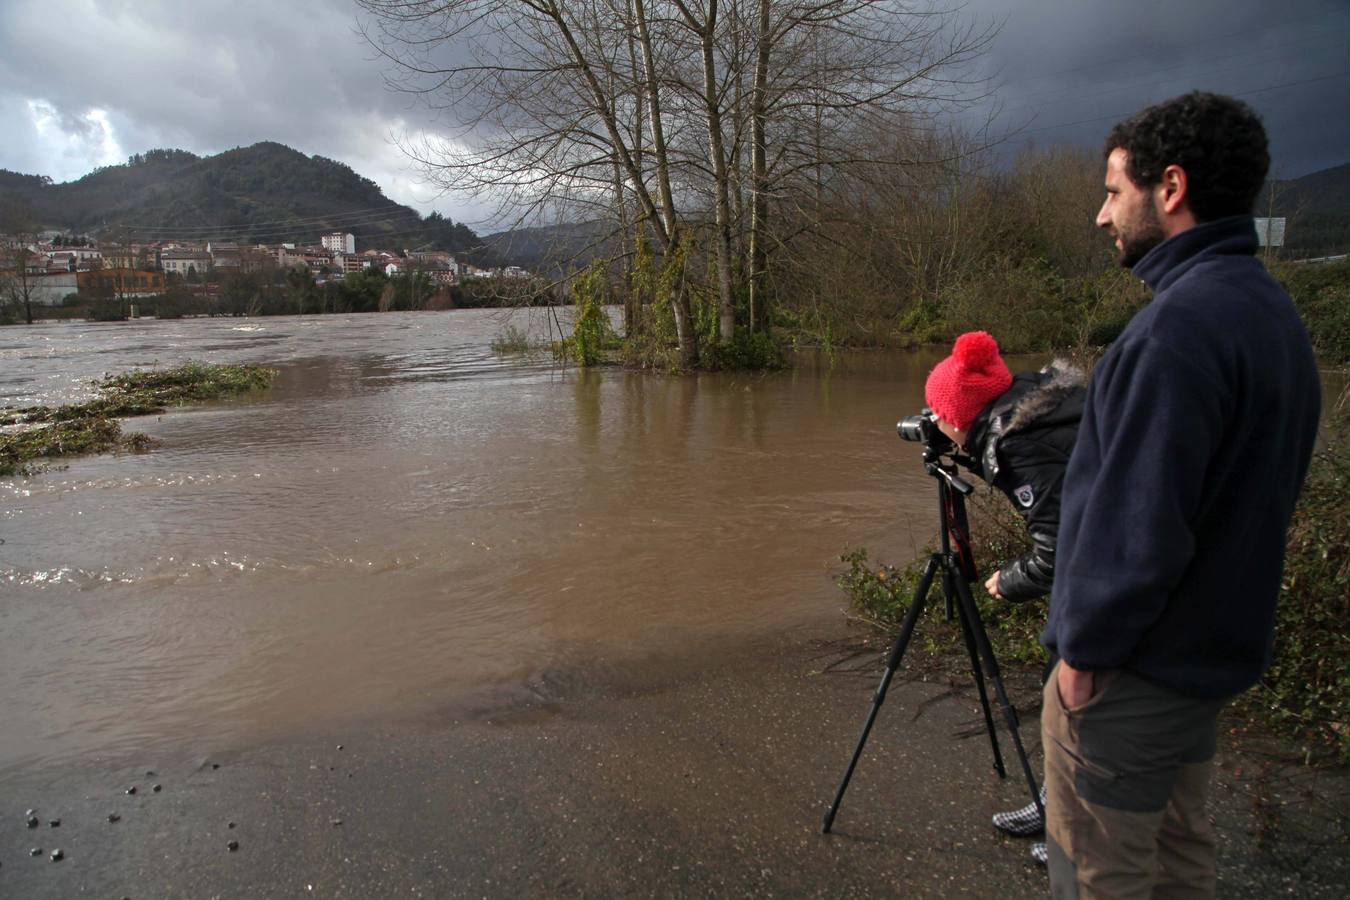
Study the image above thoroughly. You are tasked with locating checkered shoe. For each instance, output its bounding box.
[1031,842,1048,865]
[991,786,1047,837]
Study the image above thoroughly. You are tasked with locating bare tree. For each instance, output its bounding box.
[357,0,993,362]
[1,200,42,325]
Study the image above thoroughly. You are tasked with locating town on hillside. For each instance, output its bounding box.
[0,229,533,316]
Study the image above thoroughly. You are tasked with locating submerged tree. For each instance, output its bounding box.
[1,199,42,325]
[358,0,993,366]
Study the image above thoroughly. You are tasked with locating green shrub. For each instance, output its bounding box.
[1272,259,1350,364]
[699,328,787,371]
[554,262,620,367]
[1235,402,1350,761]
[924,258,1068,352]
[490,324,541,355]
[895,298,947,347]
[842,403,1350,761]
[837,490,1049,666]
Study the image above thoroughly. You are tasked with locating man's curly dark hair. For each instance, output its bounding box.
[1105,92,1269,222]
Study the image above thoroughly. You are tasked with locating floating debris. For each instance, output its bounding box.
[1,362,277,476]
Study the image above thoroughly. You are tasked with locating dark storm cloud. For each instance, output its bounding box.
[959,0,1350,176]
[0,0,479,217]
[0,0,1345,226]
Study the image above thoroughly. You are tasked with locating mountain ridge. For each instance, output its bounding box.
[0,142,484,258]
[3,150,1346,263]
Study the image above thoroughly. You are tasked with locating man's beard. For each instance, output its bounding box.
[1117,202,1166,268]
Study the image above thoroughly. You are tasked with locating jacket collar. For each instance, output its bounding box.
[1132,215,1259,294]
[967,363,1086,481]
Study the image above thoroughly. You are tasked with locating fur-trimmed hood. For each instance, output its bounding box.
[969,360,1087,482]
[1004,360,1087,435]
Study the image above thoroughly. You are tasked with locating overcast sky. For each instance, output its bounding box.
[1,0,1346,229]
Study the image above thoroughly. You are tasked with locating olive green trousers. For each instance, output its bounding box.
[1041,664,1227,899]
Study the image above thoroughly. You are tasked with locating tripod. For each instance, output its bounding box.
[821,443,1043,834]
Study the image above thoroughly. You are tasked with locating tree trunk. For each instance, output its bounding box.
[748,0,771,335]
[632,0,697,365]
[693,0,737,342]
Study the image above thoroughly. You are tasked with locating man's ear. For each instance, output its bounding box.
[1159,164,1188,215]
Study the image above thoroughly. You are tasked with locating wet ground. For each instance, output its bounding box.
[4,314,1345,895]
[2,624,1345,898]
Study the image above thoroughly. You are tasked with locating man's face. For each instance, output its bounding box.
[1097,148,1166,268]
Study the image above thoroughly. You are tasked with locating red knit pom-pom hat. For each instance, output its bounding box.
[924,331,1013,432]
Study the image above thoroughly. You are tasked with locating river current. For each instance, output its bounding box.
[1,310,954,771]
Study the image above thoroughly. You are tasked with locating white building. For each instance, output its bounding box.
[322,232,356,255]
[26,272,79,305]
[161,248,213,277]
[48,246,102,267]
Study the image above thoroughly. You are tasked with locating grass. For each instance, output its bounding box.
[840,391,1350,763]
[490,324,546,355]
[1,362,276,476]
[837,489,1049,667]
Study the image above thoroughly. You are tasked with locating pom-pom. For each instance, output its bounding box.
[953,331,1001,372]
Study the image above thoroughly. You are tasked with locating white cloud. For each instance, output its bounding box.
[24,101,125,179]
[0,0,492,223]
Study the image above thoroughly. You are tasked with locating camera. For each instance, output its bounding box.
[897,408,953,451]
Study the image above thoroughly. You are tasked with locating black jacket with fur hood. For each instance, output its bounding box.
[962,362,1085,602]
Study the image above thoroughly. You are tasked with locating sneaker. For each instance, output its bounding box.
[991,786,1047,837]
[1031,842,1048,865]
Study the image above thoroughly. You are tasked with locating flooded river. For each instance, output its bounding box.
[1,311,960,772]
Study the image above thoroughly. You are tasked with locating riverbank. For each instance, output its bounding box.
[2,625,1344,897]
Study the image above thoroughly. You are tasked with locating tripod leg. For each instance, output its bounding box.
[951,575,1044,820]
[946,566,1007,778]
[821,555,939,834]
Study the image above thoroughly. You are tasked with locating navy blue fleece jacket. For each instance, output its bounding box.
[1043,216,1321,698]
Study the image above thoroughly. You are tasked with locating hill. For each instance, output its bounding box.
[481,220,622,276]
[1269,162,1350,257]
[478,162,1350,270]
[0,143,484,256]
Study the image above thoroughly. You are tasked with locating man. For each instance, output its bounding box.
[925,330,1085,865]
[1042,92,1321,898]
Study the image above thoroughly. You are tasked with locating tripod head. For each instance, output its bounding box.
[897,408,979,498]
[917,443,979,584]
[923,444,977,496]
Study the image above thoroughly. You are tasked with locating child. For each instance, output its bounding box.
[924,331,1085,864]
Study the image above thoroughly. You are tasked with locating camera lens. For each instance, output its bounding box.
[898,415,929,442]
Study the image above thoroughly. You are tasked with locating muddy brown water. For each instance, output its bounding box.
[1,310,1014,774]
